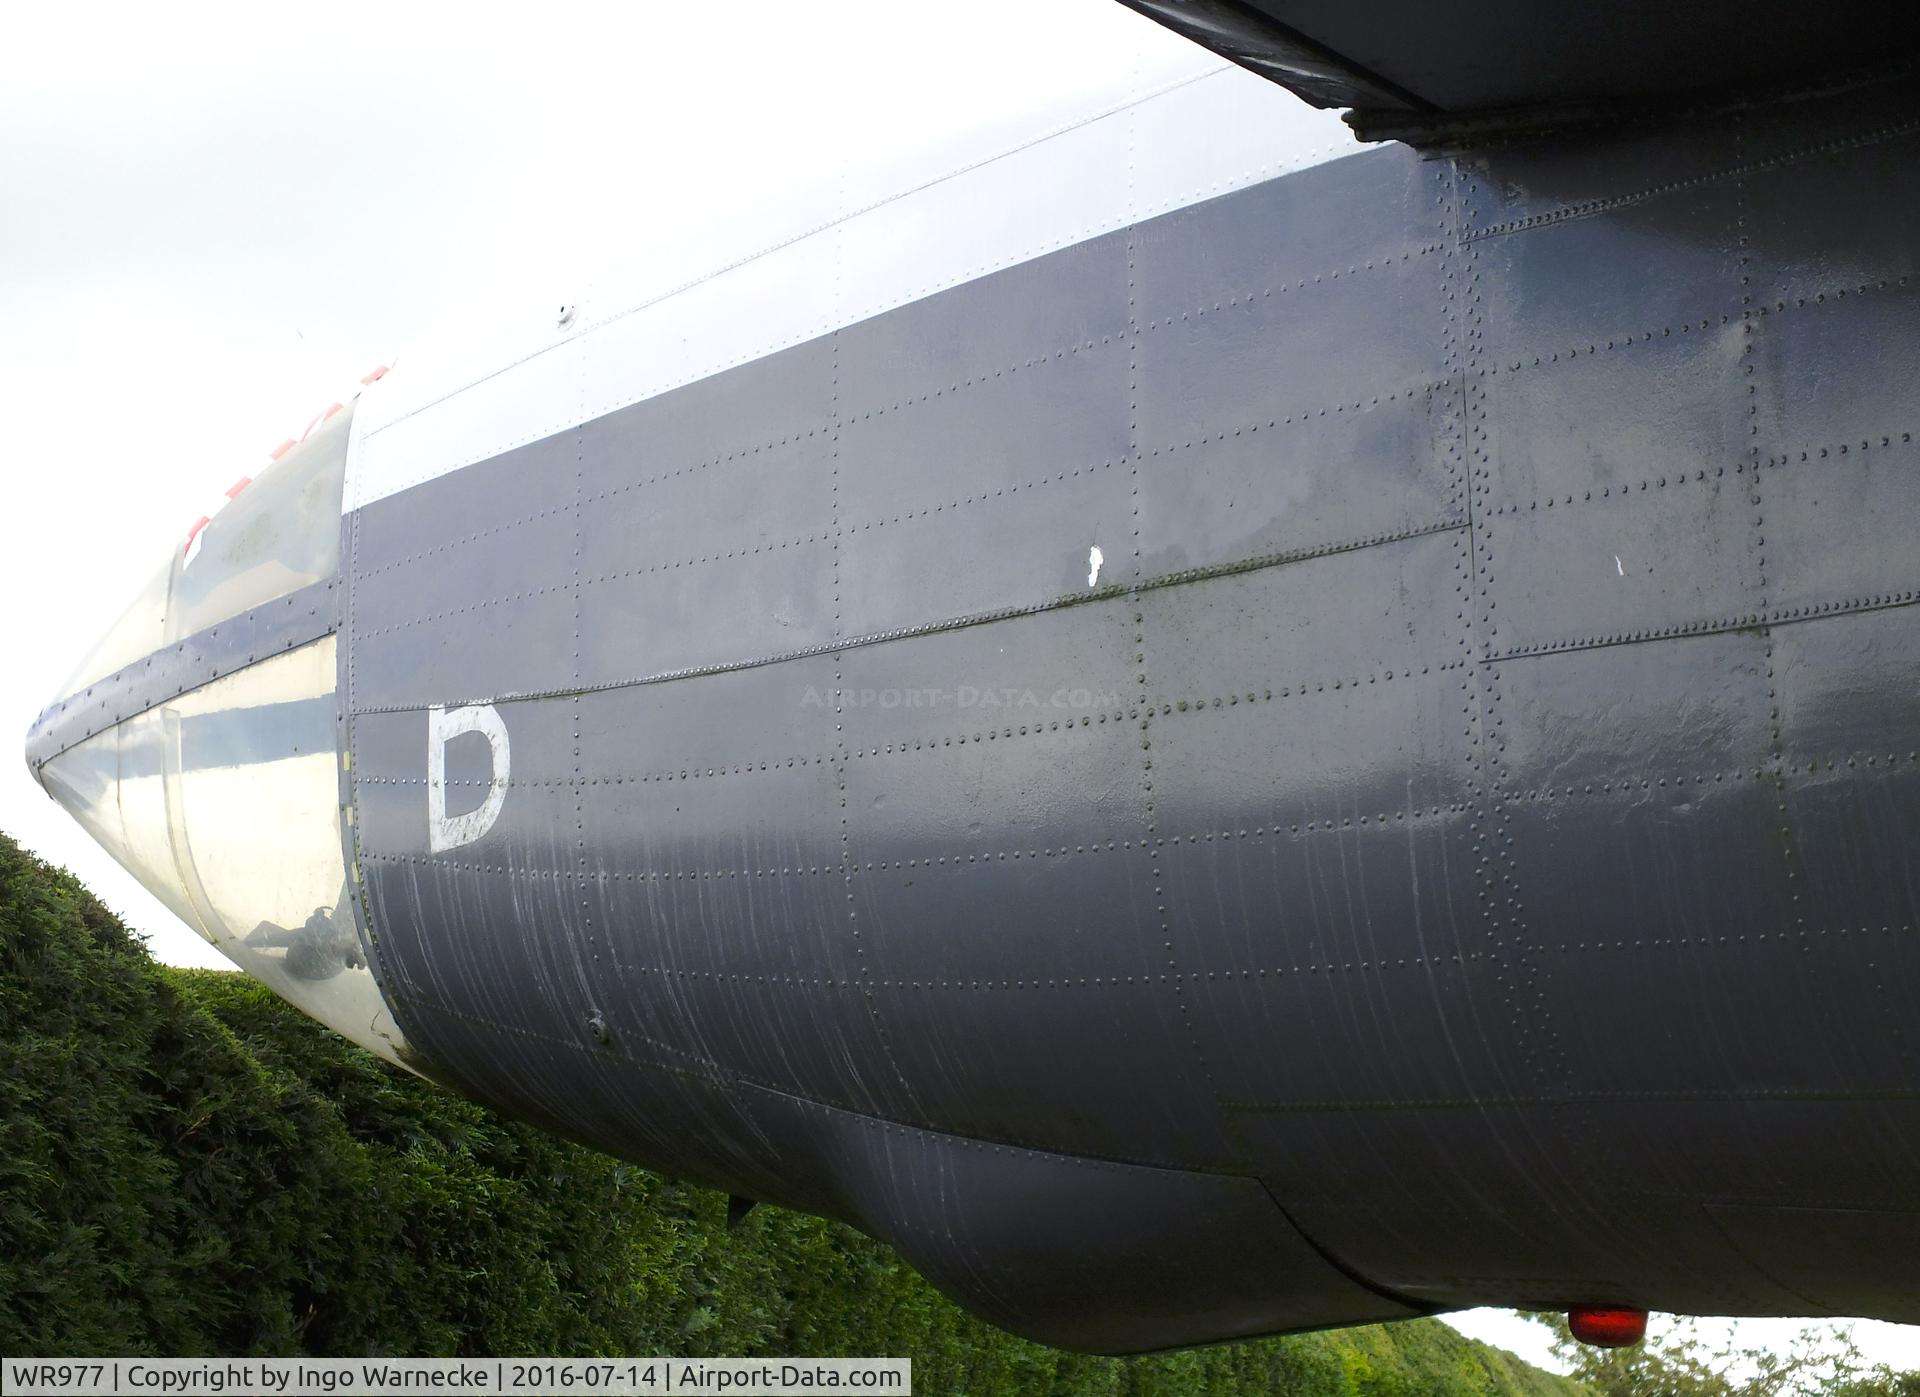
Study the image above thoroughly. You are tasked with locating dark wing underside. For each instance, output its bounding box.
[1116,0,1920,142]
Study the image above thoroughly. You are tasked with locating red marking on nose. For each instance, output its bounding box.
[301,402,345,441]
[225,476,251,499]
[1568,1306,1648,1348]
[269,439,297,461]
[360,364,390,384]
[182,515,212,558]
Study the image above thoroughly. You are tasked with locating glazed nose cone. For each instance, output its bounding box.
[26,405,416,1069]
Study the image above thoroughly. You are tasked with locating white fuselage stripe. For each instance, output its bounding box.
[343,49,1357,512]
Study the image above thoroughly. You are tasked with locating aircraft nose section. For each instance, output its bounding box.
[25,545,171,807]
[24,401,417,1069]
[31,696,204,933]
[29,633,413,1066]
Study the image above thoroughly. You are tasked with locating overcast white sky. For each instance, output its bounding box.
[1,0,1914,1378]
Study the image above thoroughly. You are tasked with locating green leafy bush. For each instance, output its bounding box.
[0,831,1579,1394]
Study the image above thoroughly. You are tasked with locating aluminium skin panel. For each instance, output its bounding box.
[340,77,1920,1348]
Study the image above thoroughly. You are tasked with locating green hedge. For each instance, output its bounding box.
[0,832,1580,1394]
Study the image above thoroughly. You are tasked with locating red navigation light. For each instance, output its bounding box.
[1568,1306,1648,1347]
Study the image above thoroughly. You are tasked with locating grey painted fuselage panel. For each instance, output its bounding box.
[333,78,1920,1351]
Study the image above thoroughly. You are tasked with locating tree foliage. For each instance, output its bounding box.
[1,830,1585,1393]
[1525,1313,1920,1397]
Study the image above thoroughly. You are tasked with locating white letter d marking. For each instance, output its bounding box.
[427,703,511,853]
